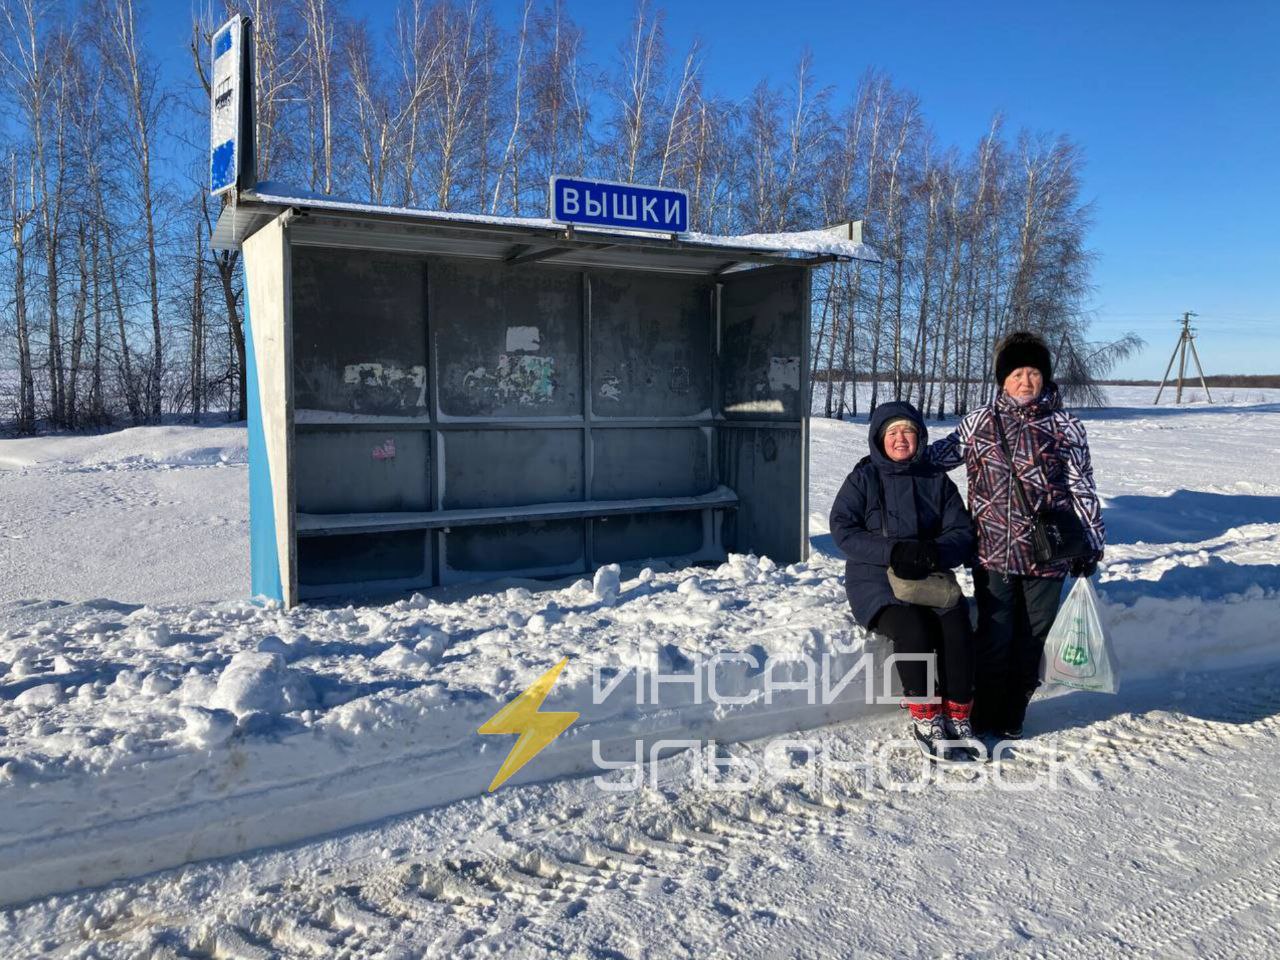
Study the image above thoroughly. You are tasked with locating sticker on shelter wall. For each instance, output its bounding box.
[505,326,541,352]
[342,363,428,409]
[669,365,691,394]
[372,438,396,461]
[768,356,801,392]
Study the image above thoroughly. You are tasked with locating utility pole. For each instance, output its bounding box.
[1154,312,1213,404]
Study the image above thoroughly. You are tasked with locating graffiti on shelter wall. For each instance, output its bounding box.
[599,376,622,402]
[768,356,800,393]
[595,361,692,407]
[463,354,557,406]
[341,363,428,409]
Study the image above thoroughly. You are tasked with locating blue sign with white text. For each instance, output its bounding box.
[550,176,689,234]
[209,16,243,196]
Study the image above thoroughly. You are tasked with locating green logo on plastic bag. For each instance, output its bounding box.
[1060,644,1090,667]
[1056,614,1094,672]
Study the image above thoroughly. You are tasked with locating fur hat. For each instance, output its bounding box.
[994,330,1052,387]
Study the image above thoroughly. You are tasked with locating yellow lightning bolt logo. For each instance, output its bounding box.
[477,656,579,792]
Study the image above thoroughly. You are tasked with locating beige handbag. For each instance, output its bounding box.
[886,568,962,609]
[868,463,963,610]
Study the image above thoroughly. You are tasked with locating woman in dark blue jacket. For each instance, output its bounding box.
[829,401,977,761]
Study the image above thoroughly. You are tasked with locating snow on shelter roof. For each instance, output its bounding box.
[212,182,881,272]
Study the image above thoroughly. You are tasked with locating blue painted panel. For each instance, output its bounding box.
[244,290,283,602]
[211,139,236,195]
[551,176,688,233]
[214,26,233,59]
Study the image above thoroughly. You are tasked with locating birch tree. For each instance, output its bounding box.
[490,0,531,213]
[101,0,165,420]
[298,0,338,194]
[2,2,1124,434]
[523,0,590,196]
[7,155,37,433]
[1,0,71,425]
[424,0,489,211]
[610,0,664,183]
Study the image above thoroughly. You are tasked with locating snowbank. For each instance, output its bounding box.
[3,400,1280,906]
[0,421,246,471]
[1,542,1277,906]
[0,554,888,906]
[0,422,248,608]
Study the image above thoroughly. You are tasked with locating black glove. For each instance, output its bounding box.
[1070,551,1101,579]
[889,541,940,580]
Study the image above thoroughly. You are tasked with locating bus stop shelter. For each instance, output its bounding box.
[213,185,878,607]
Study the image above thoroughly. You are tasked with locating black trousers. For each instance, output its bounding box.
[871,603,974,702]
[971,567,1065,732]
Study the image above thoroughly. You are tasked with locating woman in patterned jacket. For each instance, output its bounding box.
[926,331,1105,739]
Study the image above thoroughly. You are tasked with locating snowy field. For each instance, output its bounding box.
[1,387,1279,957]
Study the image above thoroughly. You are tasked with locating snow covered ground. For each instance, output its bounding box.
[2,387,1279,957]
[0,422,249,607]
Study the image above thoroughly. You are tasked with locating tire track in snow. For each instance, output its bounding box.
[977,674,1280,960]
[1009,669,1280,778]
[1000,840,1280,959]
[288,676,1280,957]
[27,671,1280,959]
[160,738,1004,955]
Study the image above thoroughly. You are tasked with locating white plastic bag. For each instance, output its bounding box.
[1040,577,1118,694]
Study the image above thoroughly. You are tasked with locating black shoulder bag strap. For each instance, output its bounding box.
[992,405,1090,562]
[992,407,1036,518]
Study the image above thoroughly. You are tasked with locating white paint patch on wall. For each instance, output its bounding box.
[768,356,801,393]
[725,399,785,414]
[505,326,541,352]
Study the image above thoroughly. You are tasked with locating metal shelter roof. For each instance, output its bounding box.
[213,182,880,275]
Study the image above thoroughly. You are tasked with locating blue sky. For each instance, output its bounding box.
[159,1,1279,377]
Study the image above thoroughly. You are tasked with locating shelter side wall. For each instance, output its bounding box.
[718,266,810,564]
[243,215,296,605]
[717,427,805,564]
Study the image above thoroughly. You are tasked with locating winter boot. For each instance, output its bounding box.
[970,686,1006,738]
[997,688,1036,740]
[905,700,953,763]
[943,699,982,762]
